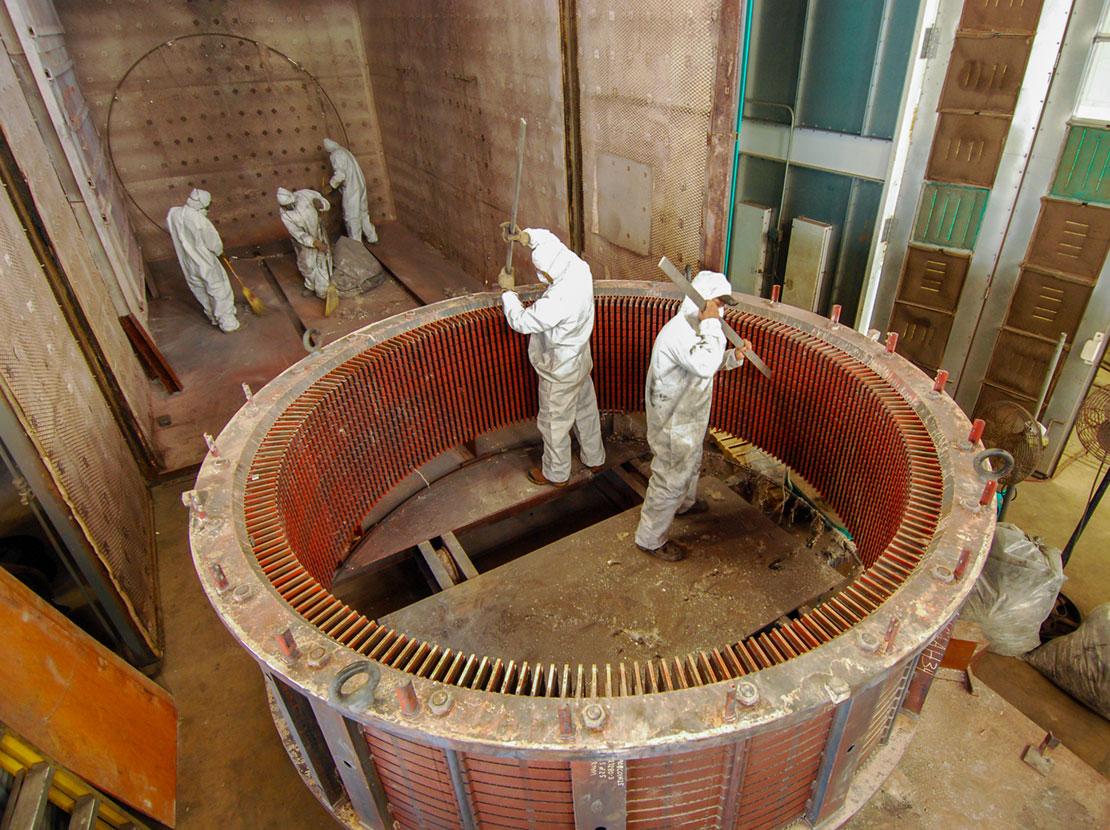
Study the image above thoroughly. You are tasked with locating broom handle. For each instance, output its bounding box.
[221,255,247,289]
[505,118,527,274]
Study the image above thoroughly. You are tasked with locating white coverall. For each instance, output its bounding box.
[278,187,332,298]
[502,228,606,483]
[634,271,742,550]
[166,189,239,332]
[324,138,378,244]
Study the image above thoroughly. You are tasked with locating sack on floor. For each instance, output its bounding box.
[960,522,1065,656]
[332,236,385,297]
[1026,603,1110,720]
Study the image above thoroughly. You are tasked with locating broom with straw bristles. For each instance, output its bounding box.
[221,256,266,315]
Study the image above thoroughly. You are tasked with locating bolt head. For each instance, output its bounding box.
[306,646,330,669]
[736,681,759,706]
[428,689,454,716]
[858,630,881,653]
[582,703,607,730]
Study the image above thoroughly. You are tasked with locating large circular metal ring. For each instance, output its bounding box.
[329,661,380,709]
[974,447,1015,481]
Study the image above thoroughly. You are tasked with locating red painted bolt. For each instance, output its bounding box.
[396,680,420,718]
[558,705,574,738]
[203,432,221,459]
[276,628,299,660]
[968,419,985,444]
[770,284,781,304]
[882,616,901,654]
[208,564,229,593]
[829,304,842,326]
[979,479,997,507]
[933,370,949,394]
[722,688,738,723]
[953,548,971,580]
[885,332,898,354]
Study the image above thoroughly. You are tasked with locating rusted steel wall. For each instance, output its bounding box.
[55,0,394,262]
[358,0,569,287]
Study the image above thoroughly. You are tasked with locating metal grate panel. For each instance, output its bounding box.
[912,183,989,250]
[938,33,1032,116]
[1025,198,1110,281]
[926,112,1011,188]
[889,302,954,372]
[0,165,157,649]
[578,1,721,278]
[896,244,971,312]
[1051,126,1110,206]
[1007,268,1092,341]
[958,0,1045,35]
[983,328,1069,400]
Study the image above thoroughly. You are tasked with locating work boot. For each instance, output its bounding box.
[637,540,687,562]
[528,466,567,487]
[587,463,605,473]
[678,499,709,515]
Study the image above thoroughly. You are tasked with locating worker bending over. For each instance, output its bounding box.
[277,187,332,299]
[499,226,606,486]
[635,271,748,561]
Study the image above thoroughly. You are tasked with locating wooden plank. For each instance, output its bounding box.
[118,314,182,394]
[0,568,176,826]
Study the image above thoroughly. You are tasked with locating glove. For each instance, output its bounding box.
[497,267,516,291]
[500,222,530,247]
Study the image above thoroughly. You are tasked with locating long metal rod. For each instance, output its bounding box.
[658,256,772,377]
[1061,463,1110,566]
[505,118,528,273]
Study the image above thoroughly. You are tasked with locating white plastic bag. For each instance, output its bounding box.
[960,522,1065,656]
[1026,603,1110,720]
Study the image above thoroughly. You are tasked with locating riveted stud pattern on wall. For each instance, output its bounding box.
[578,1,721,280]
[55,0,394,262]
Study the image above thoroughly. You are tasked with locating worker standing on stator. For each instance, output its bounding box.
[635,270,748,561]
[499,225,606,486]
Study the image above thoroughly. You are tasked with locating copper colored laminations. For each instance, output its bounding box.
[189,283,994,829]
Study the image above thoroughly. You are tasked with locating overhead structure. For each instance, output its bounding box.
[188,283,994,829]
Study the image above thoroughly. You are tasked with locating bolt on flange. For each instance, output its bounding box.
[427,689,454,717]
[582,703,607,731]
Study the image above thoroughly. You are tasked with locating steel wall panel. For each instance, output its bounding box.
[54,0,394,263]
[359,0,567,287]
[889,302,952,371]
[982,328,1068,400]
[1007,267,1092,341]
[1051,125,1110,205]
[0,170,157,651]
[578,1,722,280]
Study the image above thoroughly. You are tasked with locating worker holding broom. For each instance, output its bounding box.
[166,189,241,333]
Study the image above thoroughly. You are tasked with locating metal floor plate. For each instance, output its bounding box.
[382,476,845,667]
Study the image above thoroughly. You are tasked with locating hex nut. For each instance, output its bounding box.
[582,703,607,731]
[737,681,759,706]
[428,689,454,717]
[858,630,881,653]
[306,646,330,669]
[231,584,254,603]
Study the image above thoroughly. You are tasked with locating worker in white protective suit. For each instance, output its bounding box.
[499,225,606,486]
[277,187,332,298]
[166,189,239,333]
[634,271,749,561]
[323,138,378,244]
